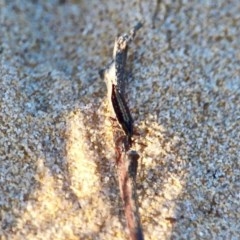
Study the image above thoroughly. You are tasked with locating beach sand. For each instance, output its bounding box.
[0,0,240,239]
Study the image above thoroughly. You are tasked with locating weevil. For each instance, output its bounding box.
[111,85,134,140]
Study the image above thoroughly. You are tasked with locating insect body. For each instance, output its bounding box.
[111,84,133,139]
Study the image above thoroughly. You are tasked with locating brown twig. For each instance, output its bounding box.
[100,23,144,240]
[152,0,161,28]
[116,137,144,240]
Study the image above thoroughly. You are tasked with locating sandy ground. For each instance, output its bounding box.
[0,0,240,239]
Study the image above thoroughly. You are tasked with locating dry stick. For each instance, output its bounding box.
[116,137,144,240]
[152,0,161,28]
[100,23,144,240]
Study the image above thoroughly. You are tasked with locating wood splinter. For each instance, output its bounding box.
[99,22,143,140]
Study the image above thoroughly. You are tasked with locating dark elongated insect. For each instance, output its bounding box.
[111,84,133,140]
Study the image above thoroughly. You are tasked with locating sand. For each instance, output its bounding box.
[0,0,240,239]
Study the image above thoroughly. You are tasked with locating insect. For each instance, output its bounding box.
[111,84,133,141]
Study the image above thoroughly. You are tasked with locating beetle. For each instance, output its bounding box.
[111,84,133,140]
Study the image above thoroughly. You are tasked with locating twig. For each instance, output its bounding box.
[152,0,161,28]
[100,23,144,240]
[116,137,144,240]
